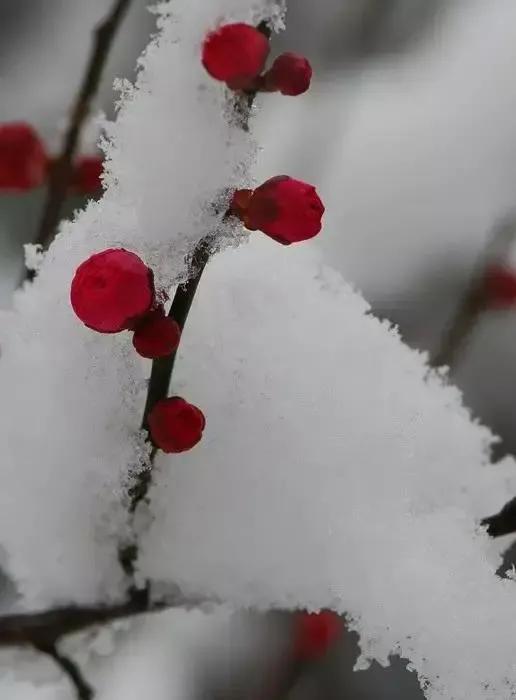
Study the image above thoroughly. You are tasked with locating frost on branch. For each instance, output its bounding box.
[1,1,516,700]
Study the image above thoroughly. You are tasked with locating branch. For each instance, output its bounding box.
[0,587,206,649]
[27,0,132,267]
[120,19,273,582]
[37,644,93,700]
[430,216,516,370]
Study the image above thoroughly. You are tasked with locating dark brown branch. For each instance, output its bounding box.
[28,0,131,265]
[430,216,516,370]
[37,644,93,700]
[0,588,203,649]
[482,497,516,538]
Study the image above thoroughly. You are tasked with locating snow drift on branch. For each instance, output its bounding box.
[0,0,515,698]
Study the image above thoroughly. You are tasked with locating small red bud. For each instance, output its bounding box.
[235,176,324,244]
[148,397,206,453]
[483,264,516,309]
[202,23,270,86]
[264,53,312,96]
[132,309,181,359]
[70,249,154,333]
[0,122,47,191]
[292,611,342,660]
[72,155,103,194]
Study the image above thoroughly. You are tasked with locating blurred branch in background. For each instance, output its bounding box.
[25,0,131,282]
[430,216,516,371]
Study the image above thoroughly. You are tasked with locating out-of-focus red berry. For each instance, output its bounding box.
[202,23,270,87]
[292,610,342,660]
[148,397,206,453]
[70,248,154,333]
[233,176,325,244]
[132,309,181,359]
[0,122,47,191]
[483,264,516,309]
[264,53,312,96]
[72,155,103,194]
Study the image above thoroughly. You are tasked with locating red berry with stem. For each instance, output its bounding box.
[202,23,270,87]
[483,264,516,309]
[232,176,325,244]
[132,309,181,359]
[72,155,103,194]
[0,122,48,191]
[292,610,342,660]
[71,249,154,333]
[264,53,313,96]
[148,397,206,453]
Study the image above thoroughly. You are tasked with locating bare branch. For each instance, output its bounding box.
[27,0,132,267]
[37,644,93,700]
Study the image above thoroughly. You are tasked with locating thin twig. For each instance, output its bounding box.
[120,19,273,584]
[26,0,131,275]
[37,644,93,700]
[430,216,516,371]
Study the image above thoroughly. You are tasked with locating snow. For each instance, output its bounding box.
[1,0,516,698]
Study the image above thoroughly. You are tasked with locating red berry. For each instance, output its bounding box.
[132,309,181,359]
[264,53,312,96]
[292,611,341,660]
[72,155,103,194]
[202,23,270,87]
[235,176,325,244]
[0,122,47,191]
[148,397,206,453]
[71,249,154,333]
[483,264,516,309]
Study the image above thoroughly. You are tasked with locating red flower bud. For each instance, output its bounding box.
[292,611,342,660]
[483,264,516,309]
[233,176,324,244]
[264,52,312,96]
[72,155,103,194]
[132,309,181,359]
[71,249,154,333]
[148,397,206,453]
[202,23,270,87]
[0,122,47,191]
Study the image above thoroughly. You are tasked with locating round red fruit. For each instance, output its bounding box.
[241,176,325,244]
[202,23,270,86]
[72,155,103,194]
[70,248,154,333]
[132,309,181,359]
[148,397,206,453]
[264,53,312,96]
[483,264,516,309]
[293,610,342,660]
[0,122,47,191]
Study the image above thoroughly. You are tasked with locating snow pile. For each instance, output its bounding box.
[0,0,284,607]
[0,0,516,698]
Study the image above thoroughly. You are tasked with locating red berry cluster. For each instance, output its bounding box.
[202,23,312,96]
[70,248,204,453]
[0,122,103,194]
[483,264,516,309]
[70,23,324,457]
[292,610,342,660]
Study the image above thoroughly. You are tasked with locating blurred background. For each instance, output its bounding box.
[2,0,516,697]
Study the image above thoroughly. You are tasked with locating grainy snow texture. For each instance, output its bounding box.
[0,0,284,607]
[1,1,516,699]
